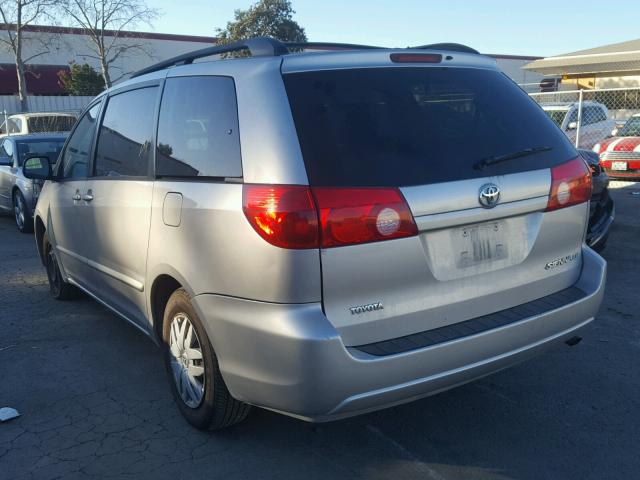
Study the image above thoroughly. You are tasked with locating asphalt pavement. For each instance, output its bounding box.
[1,182,639,480]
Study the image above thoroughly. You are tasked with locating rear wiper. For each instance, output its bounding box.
[474,146,553,170]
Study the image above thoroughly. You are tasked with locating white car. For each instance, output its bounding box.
[541,101,615,149]
[0,112,77,137]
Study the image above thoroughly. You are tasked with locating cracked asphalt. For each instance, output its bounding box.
[1,182,639,480]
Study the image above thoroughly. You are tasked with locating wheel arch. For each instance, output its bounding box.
[150,274,184,344]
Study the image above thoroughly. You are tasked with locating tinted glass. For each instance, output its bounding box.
[583,106,601,126]
[156,76,242,178]
[60,103,101,180]
[284,68,577,187]
[95,87,157,178]
[27,116,76,133]
[16,139,66,166]
[619,117,640,136]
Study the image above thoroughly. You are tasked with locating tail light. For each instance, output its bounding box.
[312,188,417,248]
[242,185,319,249]
[390,53,442,63]
[545,157,592,212]
[242,185,418,249]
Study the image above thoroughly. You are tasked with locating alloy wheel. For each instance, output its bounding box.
[14,193,25,230]
[168,313,206,408]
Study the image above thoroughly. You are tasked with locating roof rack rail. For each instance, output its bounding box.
[284,41,384,51]
[130,36,478,80]
[130,36,289,78]
[410,43,479,54]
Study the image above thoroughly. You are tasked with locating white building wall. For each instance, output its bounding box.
[493,57,545,85]
[0,29,213,83]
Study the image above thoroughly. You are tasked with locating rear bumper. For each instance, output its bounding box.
[603,169,640,180]
[193,246,606,422]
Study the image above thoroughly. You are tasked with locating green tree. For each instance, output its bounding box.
[58,62,105,96]
[216,0,307,47]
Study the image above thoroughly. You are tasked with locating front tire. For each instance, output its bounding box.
[43,233,77,300]
[13,190,33,233]
[162,288,250,430]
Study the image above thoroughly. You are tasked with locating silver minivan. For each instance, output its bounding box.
[25,38,606,430]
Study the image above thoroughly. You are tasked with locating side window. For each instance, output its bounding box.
[156,76,242,178]
[596,107,607,123]
[1,139,13,158]
[8,118,22,134]
[94,87,157,178]
[568,109,578,124]
[60,103,101,180]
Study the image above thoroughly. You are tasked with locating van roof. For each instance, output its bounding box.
[129,36,496,81]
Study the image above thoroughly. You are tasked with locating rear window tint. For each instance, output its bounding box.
[156,76,242,178]
[284,67,576,187]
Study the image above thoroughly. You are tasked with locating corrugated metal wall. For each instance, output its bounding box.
[0,95,94,115]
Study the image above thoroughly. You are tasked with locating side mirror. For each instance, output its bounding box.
[0,156,12,166]
[22,156,53,180]
[567,121,578,131]
[611,128,619,137]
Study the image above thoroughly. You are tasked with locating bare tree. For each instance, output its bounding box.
[62,0,159,87]
[0,0,60,112]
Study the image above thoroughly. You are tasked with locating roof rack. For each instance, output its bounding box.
[130,37,479,79]
[410,43,479,54]
[130,37,289,78]
[284,41,384,51]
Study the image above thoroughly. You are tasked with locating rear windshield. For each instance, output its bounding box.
[27,116,76,133]
[16,139,66,166]
[284,67,576,187]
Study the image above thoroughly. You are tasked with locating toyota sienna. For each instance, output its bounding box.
[24,38,607,430]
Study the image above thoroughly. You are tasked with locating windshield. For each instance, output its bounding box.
[284,67,576,187]
[618,117,640,137]
[26,116,76,134]
[543,109,568,128]
[16,139,66,166]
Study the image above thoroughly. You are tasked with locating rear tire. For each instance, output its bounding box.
[13,190,33,234]
[43,233,77,300]
[162,288,250,430]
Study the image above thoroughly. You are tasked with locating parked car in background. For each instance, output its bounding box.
[578,149,614,251]
[0,133,67,232]
[542,101,615,149]
[592,113,640,180]
[0,112,77,137]
[25,38,606,431]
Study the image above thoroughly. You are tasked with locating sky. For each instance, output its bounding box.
[150,0,640,58]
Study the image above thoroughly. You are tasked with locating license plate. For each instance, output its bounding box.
[457,221,508,268]
[612,161,628,171]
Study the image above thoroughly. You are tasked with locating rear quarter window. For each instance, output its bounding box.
[284,67,577,187]
[156,76,242,178]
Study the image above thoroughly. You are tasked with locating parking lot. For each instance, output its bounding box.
[0,182,638,480]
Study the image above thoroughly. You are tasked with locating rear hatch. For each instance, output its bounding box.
[282,56,590,347]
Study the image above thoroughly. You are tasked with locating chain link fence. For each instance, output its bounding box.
[526,87,640,149]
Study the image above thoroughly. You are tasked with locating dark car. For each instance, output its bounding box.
[579,149,615,251]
